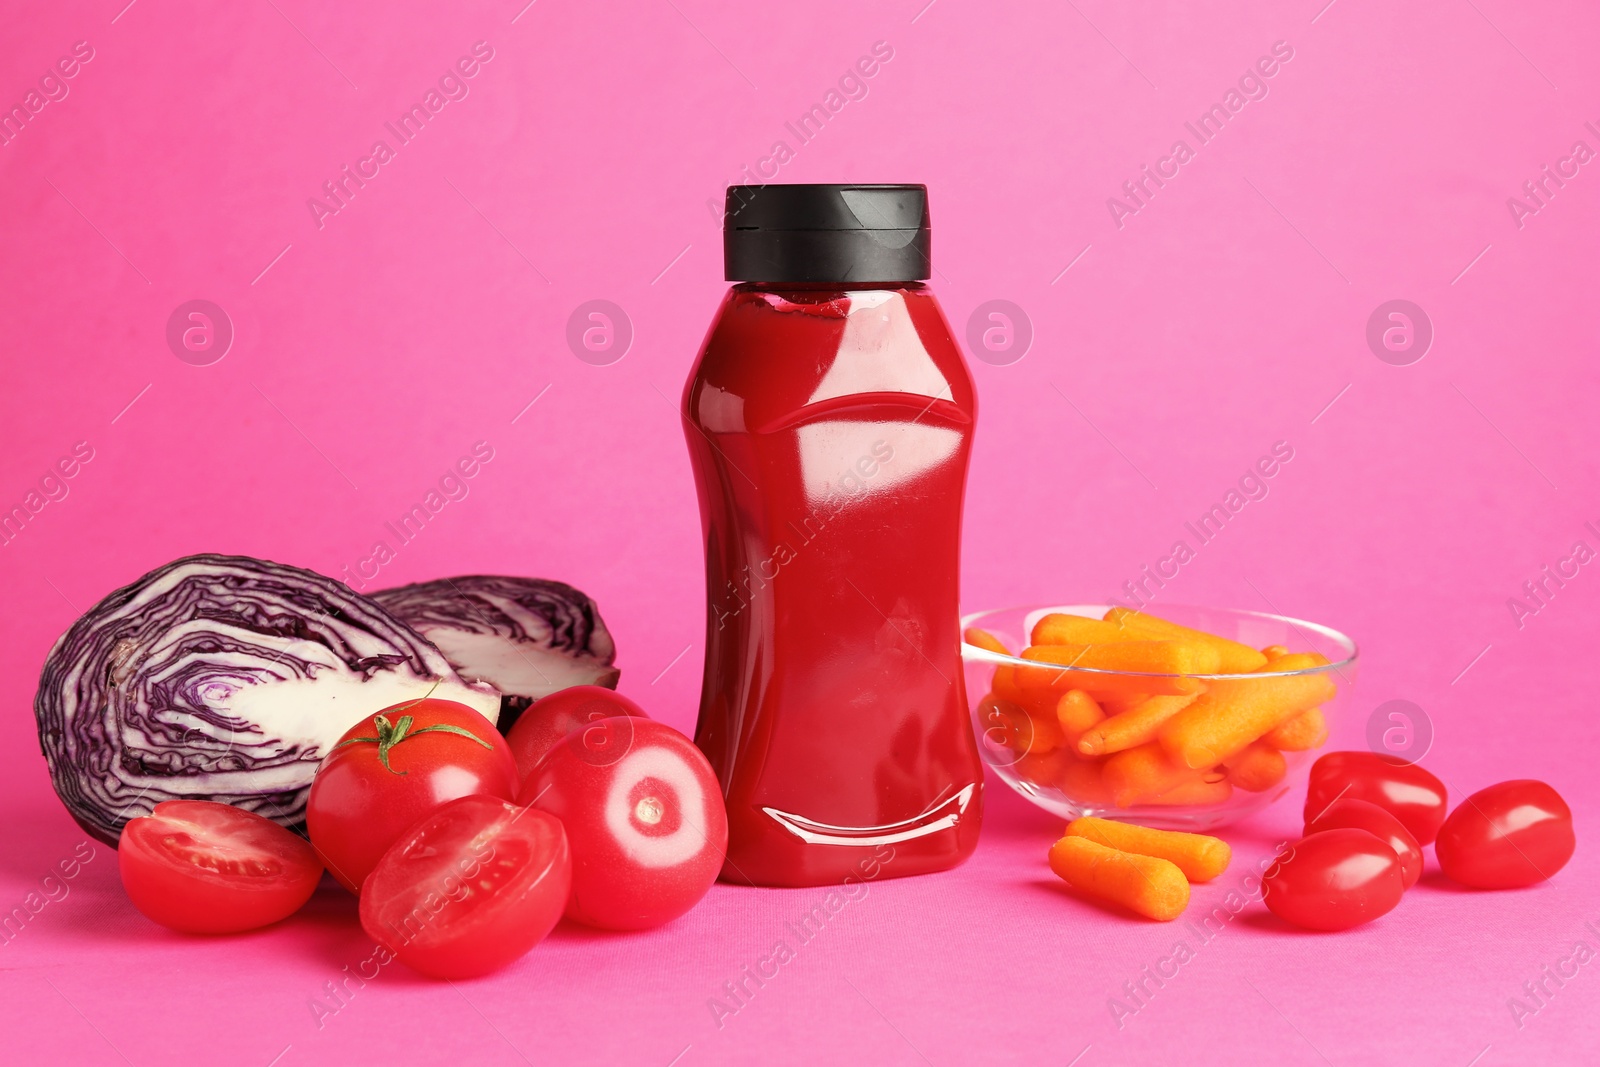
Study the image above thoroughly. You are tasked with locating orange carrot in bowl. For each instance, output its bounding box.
[1064,817,1231,882]
[1016,641,1219,697]
[1088,690,1144,715]
[1102,607,1268,673]
[1141,777,1235,807]
[1031,613,1143,646]
[1058,756,1115,806]
[1157,652,1336,769]
[1263,707,1328,751]
[1075,692,1200,757]
[1047,836,1189,921]
[1055,690,1105,745]
[1260,644,1290,661]
[1103,742,1219,807]
[1222,742,1287,792]
[965,627,1012,656]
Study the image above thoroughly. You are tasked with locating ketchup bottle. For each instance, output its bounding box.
[682,184,983,887]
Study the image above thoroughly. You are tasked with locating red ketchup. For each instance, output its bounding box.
[682,184,983,887]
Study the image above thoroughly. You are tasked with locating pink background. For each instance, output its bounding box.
[3,0,1598,1063]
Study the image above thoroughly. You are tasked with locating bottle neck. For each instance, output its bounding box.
[733,280,928,294]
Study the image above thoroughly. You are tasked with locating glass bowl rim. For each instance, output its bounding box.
[960,602,1358,681]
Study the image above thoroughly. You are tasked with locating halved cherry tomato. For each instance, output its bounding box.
[119,801,322,934]
[1262,828,1405,931]
[1303,751,1448,844]
[505,685,648,784]
[360,795,570,979]
[1435,780,1574,890]
[308,699,517,893]
[518,717,726,930]
[1305,797,1424,889]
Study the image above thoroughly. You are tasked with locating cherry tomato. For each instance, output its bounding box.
[308,699,517,893]
[1435,780,1575,890]
[518,717,727,930]
[360,794,570,979]
[505,685,648,784]
[1305,797,1423,889]
[1304,751,1448,844]
[1262,828,1405,931]
[119,801,322,934]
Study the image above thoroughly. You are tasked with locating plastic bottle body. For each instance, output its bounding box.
[683,282,983,887]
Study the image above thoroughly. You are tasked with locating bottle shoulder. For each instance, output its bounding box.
[685,286,975,433]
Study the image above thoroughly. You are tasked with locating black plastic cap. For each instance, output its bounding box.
[723,184,931,283]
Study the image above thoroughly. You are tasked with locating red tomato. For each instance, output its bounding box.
[505,685,648,784]
[1262,828,1406,931]
[1303,751,1448,844]
[518,717,727,930]
[119,801,322,934]
[308,699,517,893]
[1435,780,1575,890]
[1305,797,1424,889]
[360,795,570,979]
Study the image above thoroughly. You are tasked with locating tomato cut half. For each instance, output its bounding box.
[360,795,571,979]
[119,801,323,934]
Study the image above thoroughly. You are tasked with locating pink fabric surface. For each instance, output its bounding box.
[3,0,1597,1063]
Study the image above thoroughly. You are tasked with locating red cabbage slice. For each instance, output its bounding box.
[371,576,619,731]
[35,553,501,845]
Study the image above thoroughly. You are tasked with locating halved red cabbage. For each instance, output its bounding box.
[35,554,501,845]
[371,576,618,730]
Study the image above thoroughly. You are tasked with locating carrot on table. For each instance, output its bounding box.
[1102,742,1216,807]
[1102,607,1268,673]
[1263,707,1328,751]
[1223,742,1287,792]
[965,627,1012,656]
[1064,816,1231,882]
[1076,692,1201,757]
[1047,836,1190,921]
[1157,652,1336,769]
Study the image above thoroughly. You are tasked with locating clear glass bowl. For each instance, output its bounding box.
[962,603,1358,831]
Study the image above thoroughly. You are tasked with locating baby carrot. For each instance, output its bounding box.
[1102,742,1216,807]
[1088,690,1144,715]
[1016,641,1219,697]
[1263,707,1328,751]
[1223,742,1288,792]
[1031,613,1143,646]
[1075,692,1201,757]
[1056,690,1106,746]
[1157,653,1336,769]
[1102,607,1268,673]
[1024,707,1066,755]
[1142,777,1234,807]
[1047,836,1190,921]
[1014,749,1067,788]
[1064,816,1231,882]
[1058,755,1115,806]
[1260,644,1290,661]
[965,627,1012,656]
